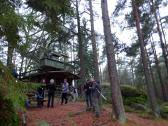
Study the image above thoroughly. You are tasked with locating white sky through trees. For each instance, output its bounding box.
[80,0,168,71]
[4,0,168,72]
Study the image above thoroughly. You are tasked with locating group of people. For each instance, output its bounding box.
[12,65,101,117]
[84,78,101,118]
[35,78,78,108]
[33,78,101,118]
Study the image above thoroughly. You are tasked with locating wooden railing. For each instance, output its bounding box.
[39,58,74,72]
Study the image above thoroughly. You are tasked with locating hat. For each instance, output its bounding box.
[90,78,94,81]
[50,79,54,84]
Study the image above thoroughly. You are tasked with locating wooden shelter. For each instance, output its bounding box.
[22,52,79,95]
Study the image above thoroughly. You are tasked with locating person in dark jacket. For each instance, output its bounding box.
[36,87,44,107]
[47,79,56,107]
[84,79,93,110]
[91,79,101,118]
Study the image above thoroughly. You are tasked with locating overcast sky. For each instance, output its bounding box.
[89,0,135,48]
[12,0,168,69]
[78,0,168,70]
[90,0,168,55]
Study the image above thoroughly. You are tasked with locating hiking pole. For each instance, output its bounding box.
[96,88,107,101]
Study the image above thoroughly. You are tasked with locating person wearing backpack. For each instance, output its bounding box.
[91,79,101,118]
[84,79,93,111]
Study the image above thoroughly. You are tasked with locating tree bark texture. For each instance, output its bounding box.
[150,0,168,74]
[101,0,126,123]
[150,36,168,101]
[76,0,86,85]
[7,42,14,71]
[88,0,100,81]
[148,56,158,98]
[158,11,168,55]
[19,57,24,79]
[132,0,160,117]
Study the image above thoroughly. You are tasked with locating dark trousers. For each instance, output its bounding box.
[85,93,92,108]
[47,94,54,107]
[61,93,68,104]
[37,98,43,107]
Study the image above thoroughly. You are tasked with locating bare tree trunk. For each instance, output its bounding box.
[88,0,100,81]
[19,57,24,79]
[158,9,168,55]
[101,0,126,123]
[145,47,159,98]
[148,56,159,98]
[130,59,135,86]
[131,66,135,86]
[76,0,86,86]
[24,58,31,73]
[132,0,160,117]
[150,36,168,101]
[150,0,168,74]
[7,42,14,71]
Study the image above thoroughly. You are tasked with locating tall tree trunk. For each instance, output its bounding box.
[88,0,100,81]
[148,56,159,98]
[76,0,86,86]
[158,9,168,56]
[101,0,126,123]
[132,0,160,117]
[24,58,32,73]
[131,65,135,86]
[150,0,168,74]
[130,59,135,86]
[150,36,168,101]
[7,42,14,71]
[19,57,24,79]
[145,47,158,98]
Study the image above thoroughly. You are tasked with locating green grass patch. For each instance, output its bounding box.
[36,120,50,126]
[67,112,77,126]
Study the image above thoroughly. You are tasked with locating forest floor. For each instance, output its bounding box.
[26,101,168,126]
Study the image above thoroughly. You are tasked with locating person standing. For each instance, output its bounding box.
[91,79,101,118]
[69,85,78,102]
[61,79,69,105]
[84,79,93,111]
[36,87,44,107]
[73,87,78,102]
[47,79,55,107]
[68,84,75,102]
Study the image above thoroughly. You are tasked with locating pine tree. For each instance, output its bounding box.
[101,0,126,123]
[132,0,160,117]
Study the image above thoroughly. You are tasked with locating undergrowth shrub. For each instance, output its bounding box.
[160,102,168,118]
[0,92,19,126]
[102,85,147,105]
[0,62,39,125]
[121,85,147,105]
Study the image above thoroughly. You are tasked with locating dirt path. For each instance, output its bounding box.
[26,102,168,126]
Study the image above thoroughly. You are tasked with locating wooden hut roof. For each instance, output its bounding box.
[24,71,79,80]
